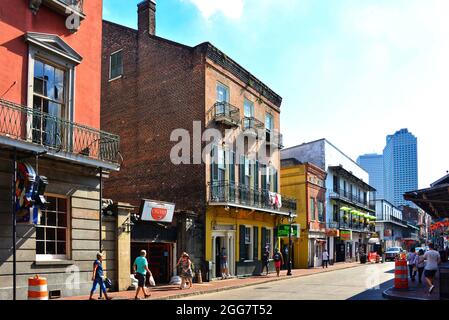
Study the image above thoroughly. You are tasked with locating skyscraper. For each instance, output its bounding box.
[357,154,384,200]
[383,129,418,207]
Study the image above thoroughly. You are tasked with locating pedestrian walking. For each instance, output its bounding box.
[415,249,425,284]
[406,248,417,281]
[89,252,111,300]
[177,252,194,289]
[273,248,284,277]
[322,249,329,268]
[219,247,229,279]
[133,250,152,300]
[262,246,270,275]
[423,243,441,294]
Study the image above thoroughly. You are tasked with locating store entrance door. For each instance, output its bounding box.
[131,242,173,284]
[336,242,345,262]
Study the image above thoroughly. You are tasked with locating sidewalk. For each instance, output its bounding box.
[60,262,364,300]
[383,276,440,301]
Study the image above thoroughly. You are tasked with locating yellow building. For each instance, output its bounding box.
[281,158,328,268]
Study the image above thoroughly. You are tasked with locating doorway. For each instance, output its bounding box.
[211,228,235,278]
[131,242,173,284]
[336,241,345,262]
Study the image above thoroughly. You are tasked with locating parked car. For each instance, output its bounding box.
[415,247,428,253]
[385,247,402,261]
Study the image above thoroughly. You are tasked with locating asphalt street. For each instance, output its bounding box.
[180,262,396,300]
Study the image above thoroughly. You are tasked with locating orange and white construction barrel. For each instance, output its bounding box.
[394,259,408,290]
[28,275,48,300]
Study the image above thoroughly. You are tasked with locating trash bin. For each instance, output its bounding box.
[440,264,449,300]
[360,254,367,264]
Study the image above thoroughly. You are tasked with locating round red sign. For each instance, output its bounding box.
[151,207,168,221]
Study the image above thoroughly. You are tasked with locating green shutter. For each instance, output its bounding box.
[261,227,267,257]
[239,225,246,261]
[254,160,259,190]
[239,155,245,186]
[253,227,259,261]
[274,169,278,193]
[261,164,267,191]
[211,145,218,182]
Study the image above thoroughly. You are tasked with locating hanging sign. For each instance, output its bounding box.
[340,230,352,241]
[140,199,175,223]
[277,224,300,238]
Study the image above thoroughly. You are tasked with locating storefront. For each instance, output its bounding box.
[131,200,177,284]
[205,206,282,278]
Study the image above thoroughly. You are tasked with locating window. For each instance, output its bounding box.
[36,195,69,260]
[310,197,316,220]
[109,50,123,79]
[265,113,274,132]
[243,226,253,260]
[243,99,255,130]
[216,83,229,115]
[318,201,325,222]
[333,204,339,222]
[32,59,67,147]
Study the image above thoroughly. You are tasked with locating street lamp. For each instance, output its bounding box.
[287,211,293,276]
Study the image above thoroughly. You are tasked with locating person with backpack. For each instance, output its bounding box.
[273,248,284,277]
[89,252,112,300]
[262,246,270,275]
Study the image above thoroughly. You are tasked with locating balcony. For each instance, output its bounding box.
[207,102,240,127]
[208,180,297,215]
[0,99,120,169]
[241,117,264,138]
[338,219,374,232]
[265,129,284,149]
[329,189,375,212]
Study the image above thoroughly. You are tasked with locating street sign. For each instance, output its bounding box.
[277,224,300,238]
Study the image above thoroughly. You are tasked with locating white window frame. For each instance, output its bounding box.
[265,227,274,258]
[216,82,229,103]
[109,49,123,81]
[27,46,76,140]
[35,194,71,261]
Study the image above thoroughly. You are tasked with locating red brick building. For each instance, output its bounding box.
[101,0,295,282]
[0,0,120,299]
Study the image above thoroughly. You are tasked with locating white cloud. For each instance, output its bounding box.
[185,0,244,20]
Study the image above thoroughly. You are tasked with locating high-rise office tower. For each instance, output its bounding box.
[357,154,384,200]
[383,129,418,207]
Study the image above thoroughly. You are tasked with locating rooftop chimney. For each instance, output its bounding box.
[138,0,156,36]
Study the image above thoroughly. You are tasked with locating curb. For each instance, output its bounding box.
[154,263,366,300]
[382,287,434,301]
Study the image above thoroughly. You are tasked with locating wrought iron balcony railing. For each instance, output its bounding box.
[241,116,265,133]
[329,189,374,211]
[208,180,297,214]
[265,129,284,149]
[207,102,240,127]
[44,0,84,12]
[0,99,120,164]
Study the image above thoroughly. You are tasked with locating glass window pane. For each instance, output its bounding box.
[57,242,66,255]
[58,212,67,227]
[46,212,56,226]
[46,197,56,212]
[36,241,45,254]
[36,227,44,240]
[34,60,44,94]
[54,68,65,102]
[46,242,56,255]
[57,228,66,241]
[46,228,56,241]
[43,63,55,99]
[57,198,67,212]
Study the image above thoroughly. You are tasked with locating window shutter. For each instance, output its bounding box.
[261,164,267,191]
[254,160,259,190]
[261,227,267,257]
[211,145,218,182]
[274,169,278,193]
[253,227,259,261]
[239,155,245,186]
[239,225,246,261]
[230,151,235,183]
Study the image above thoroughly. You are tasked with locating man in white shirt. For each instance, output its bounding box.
[424,243,441,294]
[322,249,329,268]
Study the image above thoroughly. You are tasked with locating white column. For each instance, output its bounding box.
[211,235,216,278]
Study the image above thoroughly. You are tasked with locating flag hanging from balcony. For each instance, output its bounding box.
[269,192,282,209]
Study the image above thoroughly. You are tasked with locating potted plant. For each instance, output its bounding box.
[343,214,348,223]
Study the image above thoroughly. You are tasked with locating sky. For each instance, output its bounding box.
[103,0,449,189]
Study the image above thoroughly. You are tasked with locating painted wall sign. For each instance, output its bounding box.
[140,199,175,223]
[340,230,352,241]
